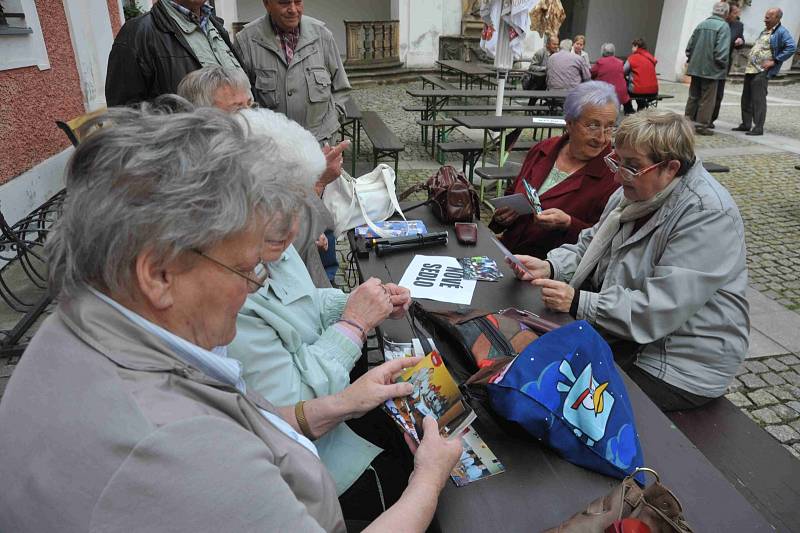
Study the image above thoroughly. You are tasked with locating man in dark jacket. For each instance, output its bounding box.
[105,0,243,106]
[711,4,744,127]
[684,2,731,135]
[733,7,797,136]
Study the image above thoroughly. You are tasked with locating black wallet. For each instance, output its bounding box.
[454,222,478,245]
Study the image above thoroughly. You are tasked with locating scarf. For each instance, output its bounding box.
[569,177,682,289]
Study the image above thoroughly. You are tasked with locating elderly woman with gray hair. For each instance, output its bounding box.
[0,106,461,532]
[512,110,749,412]
[178,65,350,289]
[228,108,414,522]
[490,80,620,258]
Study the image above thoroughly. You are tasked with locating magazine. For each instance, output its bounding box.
[458,256,503,282]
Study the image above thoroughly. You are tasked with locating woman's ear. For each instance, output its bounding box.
[665,159,682,178]
[135,248,176,311]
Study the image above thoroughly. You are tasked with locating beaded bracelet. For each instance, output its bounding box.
[339,318,367,342]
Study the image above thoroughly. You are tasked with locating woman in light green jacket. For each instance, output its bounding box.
[227,108,412,522]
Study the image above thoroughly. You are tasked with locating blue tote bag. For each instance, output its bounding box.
[487,320,644,480]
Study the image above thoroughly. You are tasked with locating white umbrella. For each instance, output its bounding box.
[479,0,537,116]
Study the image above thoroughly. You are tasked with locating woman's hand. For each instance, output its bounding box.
[339,357,420,419]
[532,279,574,313]
[342,277,393,330]
[491,206,520,227]
[508,254,551,281]
[317,140,350,191]
[535,208,571,230]
[384,283,411,319]
[405,416,464,491]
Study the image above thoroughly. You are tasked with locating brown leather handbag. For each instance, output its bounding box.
[399,165,480,223]
[543,468,694,533]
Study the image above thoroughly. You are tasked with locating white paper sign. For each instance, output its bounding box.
[399,255,477,305]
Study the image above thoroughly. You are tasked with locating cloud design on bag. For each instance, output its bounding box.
[605,423,638,471]
[520,360,562,412]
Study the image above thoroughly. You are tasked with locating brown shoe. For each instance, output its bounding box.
[695,127,714,136]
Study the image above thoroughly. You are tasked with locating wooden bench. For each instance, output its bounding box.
[669,397,800,530]
[474,163,522,203]
[403,104,548,116]
[419,74,457,90]
[703,161,730,173]
[360,111,404,173]
[416,118,459,155]
[438,139,535,175]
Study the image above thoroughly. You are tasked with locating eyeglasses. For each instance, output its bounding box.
[604,153,665,182]
[192,249,268,292]
[579,121,616,138]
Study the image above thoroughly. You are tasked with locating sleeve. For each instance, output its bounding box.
[685,30,695,59]
[89,417,327,532]
[317,288,349,328]
[105,26,150,106]
[774,29,797,63]
[529,49,546,72]
[324,31,351,109]
[623,59,631,76]
[715,26,732,68]
[579,58,591,81]
[231,307,360,406]
[233,32,255,85]
[576,208,745,344]
[590,62,599,78]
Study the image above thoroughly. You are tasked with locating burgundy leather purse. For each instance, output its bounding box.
[399,165,480,223]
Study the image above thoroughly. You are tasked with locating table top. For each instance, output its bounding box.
[350,210,773,532]
[437,59,496,75]
[407,88,568,99]
[453,115,566,131]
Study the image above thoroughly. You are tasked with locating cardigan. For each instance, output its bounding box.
[227,244,381,495]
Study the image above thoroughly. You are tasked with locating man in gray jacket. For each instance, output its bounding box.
[233,0,350,143]
[684,2,731,135]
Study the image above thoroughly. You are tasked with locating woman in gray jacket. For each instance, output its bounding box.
[511,110,749,411]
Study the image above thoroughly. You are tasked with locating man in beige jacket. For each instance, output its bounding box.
[234,0,350,143]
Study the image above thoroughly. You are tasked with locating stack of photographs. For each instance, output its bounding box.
[383,351,505,486]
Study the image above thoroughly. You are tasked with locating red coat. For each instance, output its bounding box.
[492,135,619,258]
[627,48,658,95]
[591,56,631,104]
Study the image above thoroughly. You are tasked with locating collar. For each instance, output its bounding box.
[535,134,612,179]
[166,0,213,33]
[269,14,301,40]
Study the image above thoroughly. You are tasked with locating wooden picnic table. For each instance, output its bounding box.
[406,88,567,123]
[437,59,496,89]
[349,212,775,533]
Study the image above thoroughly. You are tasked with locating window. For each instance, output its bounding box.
[0,0,50,71]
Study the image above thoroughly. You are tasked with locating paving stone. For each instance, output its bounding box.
[779,355,800,365]
[762,372,786,386]
[725,391,753,408]
[789,401,800,415]
[764,358,790,372]
[765,425,800,443]
[726,376,743,392]
[773,404,800,421]
[781,370,800,386]
[739,373,768,389]
[744,360,769,374]
[792,420,800,433]
[753,407,783,424]
[765,385,797,401]
[785,444,800,459]
[748,389,779,407]
[0,364,14,378]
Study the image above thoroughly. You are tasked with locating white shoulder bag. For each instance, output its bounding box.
[322,163,406,238]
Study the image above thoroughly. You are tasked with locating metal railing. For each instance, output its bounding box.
[344,20,399,66]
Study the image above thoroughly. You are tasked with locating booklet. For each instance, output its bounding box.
[354,220,428,238]
[383,351,476,442]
